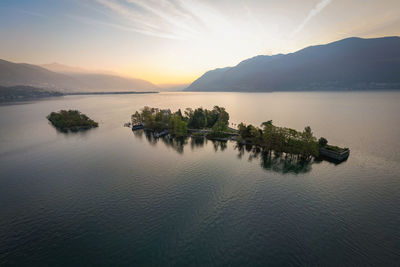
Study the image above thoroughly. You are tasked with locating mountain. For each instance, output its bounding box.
[156,83,190,91]
[185,37,400,92]
[0,59,158,92]
[41,63,117,75]
[43,63,186,92]
[41,63,90,74]
[0,59,80,91]
[66,73,158,92]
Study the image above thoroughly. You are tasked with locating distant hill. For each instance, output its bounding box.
[0,59,158,92]
[41,63,117,75]
[185,37,400,92]
[64,73,158,92]
[41,63,91,74]
[156,83,190,91]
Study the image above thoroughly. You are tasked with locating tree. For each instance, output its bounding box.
[238,123,247,137]
[260,120,273,127]
[300,126,318,158]
[131,111,142,124]
[318,137,328,147]
[211,120,227,135]
[170,115,188,137]
[303,126,313,140]
[213,106,229,126]
[187,108,207,128]
[175,109,183,119]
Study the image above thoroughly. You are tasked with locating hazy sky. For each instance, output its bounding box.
[0,0,399,84]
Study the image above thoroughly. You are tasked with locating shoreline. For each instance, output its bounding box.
[65,91,159,95]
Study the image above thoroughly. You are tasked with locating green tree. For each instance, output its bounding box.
[169,115,188,137]
[318,137,328,147]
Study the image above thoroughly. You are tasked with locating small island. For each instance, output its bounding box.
[236,122,349,162]
[47,110,98,132]
[130,106,349,162]
[131,106,234,138]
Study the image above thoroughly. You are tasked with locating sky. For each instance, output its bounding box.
[0,0,399,84]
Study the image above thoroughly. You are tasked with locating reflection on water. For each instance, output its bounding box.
[190,135,206,150]
[1,92,400,266]
[315,154,349,165]
[235,143,312,174]
[133,130,314,174]
[53,125,96,135]
[135,129,228,154]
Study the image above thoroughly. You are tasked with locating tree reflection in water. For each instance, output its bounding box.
[235,143,312,174]
[139,130,189,153]
[190,136,206,150]
[133,130,313,174]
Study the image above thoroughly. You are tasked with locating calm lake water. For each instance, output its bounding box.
[0,92,399,266]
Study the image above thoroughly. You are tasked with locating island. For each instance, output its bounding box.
[236,122,349,161]
[47,110,98,132]
[131,106,234,138]
[130,106,349,162]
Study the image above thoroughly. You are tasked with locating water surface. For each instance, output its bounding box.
[0,92,399,266]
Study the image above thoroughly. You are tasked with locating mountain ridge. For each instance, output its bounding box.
[185,36,400,92]
[0,59,158,92]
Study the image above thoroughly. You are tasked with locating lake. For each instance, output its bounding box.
[0,92,399,266]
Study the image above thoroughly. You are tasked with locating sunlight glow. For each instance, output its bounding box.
[0,0,399,83]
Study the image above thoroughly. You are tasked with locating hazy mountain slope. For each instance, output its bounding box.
[41,63,118,76]
[0,59,158,92]
[156,83,190,91]
[68,73,157,92]
[185,37,400,92]
[0,59,81,91]
[187,67,232,92]
[41,63,89,74]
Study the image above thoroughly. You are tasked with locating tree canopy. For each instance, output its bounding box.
[238,121,319,159]
[47,110,98,132]
[131,105,336,160]
[131,106,229,137]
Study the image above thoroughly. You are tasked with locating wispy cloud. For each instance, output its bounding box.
[69,14,185,40]
[7,8,48,19]
[83,0,224,40]
[291,0,333,36]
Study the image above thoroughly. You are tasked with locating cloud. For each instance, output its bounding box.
[87,0,221,40]
[6,8,48,19]
[291,0,333,36]
[69,14,186,40]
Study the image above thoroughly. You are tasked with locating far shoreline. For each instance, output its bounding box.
[65,91,159,95]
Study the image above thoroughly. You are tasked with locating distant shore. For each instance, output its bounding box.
[0,85,159,102]
[65,91,159,95]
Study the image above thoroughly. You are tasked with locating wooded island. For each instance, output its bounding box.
[47,110,98,132]
[131,106,349,161]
